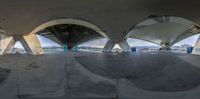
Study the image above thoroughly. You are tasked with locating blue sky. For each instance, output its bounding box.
[172,34,200,46]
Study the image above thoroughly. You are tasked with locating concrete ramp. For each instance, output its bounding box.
[0,52,117,98]
[17,54,66,97]
[0,68,10,83]
[76,52,200,92]
[0,52,200,99]
[63,53,116,98]
[0,54,67,98]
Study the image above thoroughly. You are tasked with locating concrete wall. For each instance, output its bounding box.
[192,35,200,55]
[102,40,115,53]
[23,34,44,55]
[0,34,14,55]
[0,34,44,55]
[119,40,131,52]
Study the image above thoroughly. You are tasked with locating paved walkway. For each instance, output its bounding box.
[0,51,199,99]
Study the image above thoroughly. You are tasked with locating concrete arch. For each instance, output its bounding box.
[170,33,200,47]
[135,16,198,28]
[127,37,161,47]
[127,16,199,38]
[126,16,200,48]
[78,37,106,46]
[29,18,110,40]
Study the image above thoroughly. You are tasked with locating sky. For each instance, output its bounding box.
[78,38,108,48]
[127,38,160,47]
[14,34,200,49]
[13,41,24,49]
[172,34,200,47]
[14,35,61,48]
[36,35,61,47]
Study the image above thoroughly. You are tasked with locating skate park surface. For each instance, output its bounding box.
[0,51,200,99]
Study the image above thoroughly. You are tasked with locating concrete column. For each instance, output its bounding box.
[63,44,68,52]
[14,35,32,54]
[0,35,15,55]
[192,35,200,55]
[23,34,44,55]
[102,40,115,53]
[119,40,131,52]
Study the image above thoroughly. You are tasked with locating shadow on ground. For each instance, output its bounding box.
[76,52,200,92]
[0,68,10,83]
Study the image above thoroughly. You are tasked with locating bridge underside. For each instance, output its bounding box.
[38,24,103,49]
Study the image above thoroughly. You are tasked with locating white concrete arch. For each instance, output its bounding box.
[135,16,198,28]
[20,18,111,54]
[126,16,200,48]
[29,18,110,40]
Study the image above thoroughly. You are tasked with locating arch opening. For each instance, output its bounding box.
[78,38,108,52]
[126,16,200,49]
[31,19,109,54]
[171,34,200,53]
[10,41,26,54]
[127,38,160,52]
[111,44,123,53]
[36,35,62,54]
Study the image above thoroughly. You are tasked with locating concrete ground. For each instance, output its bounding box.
[0,51,199,99]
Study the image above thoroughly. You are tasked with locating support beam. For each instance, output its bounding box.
[118,40,131,52]
[23,34,44,55]
[14,35,33,54]
[0,35,14,55]
[192,35,200,55]
[102,40,115,53]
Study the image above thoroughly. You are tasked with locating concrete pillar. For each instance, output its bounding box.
[63,44,68,52]
[23,34,44,55]
[192,35,200,55]
[119,40,131,52]
[14,35,33,54]
[0,35,15,55]
[102,40,115,52]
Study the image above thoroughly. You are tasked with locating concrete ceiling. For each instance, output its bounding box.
[129,22,192,45]
[1,0,200,42]
[38,24,103,48]
[127,16,200,46]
